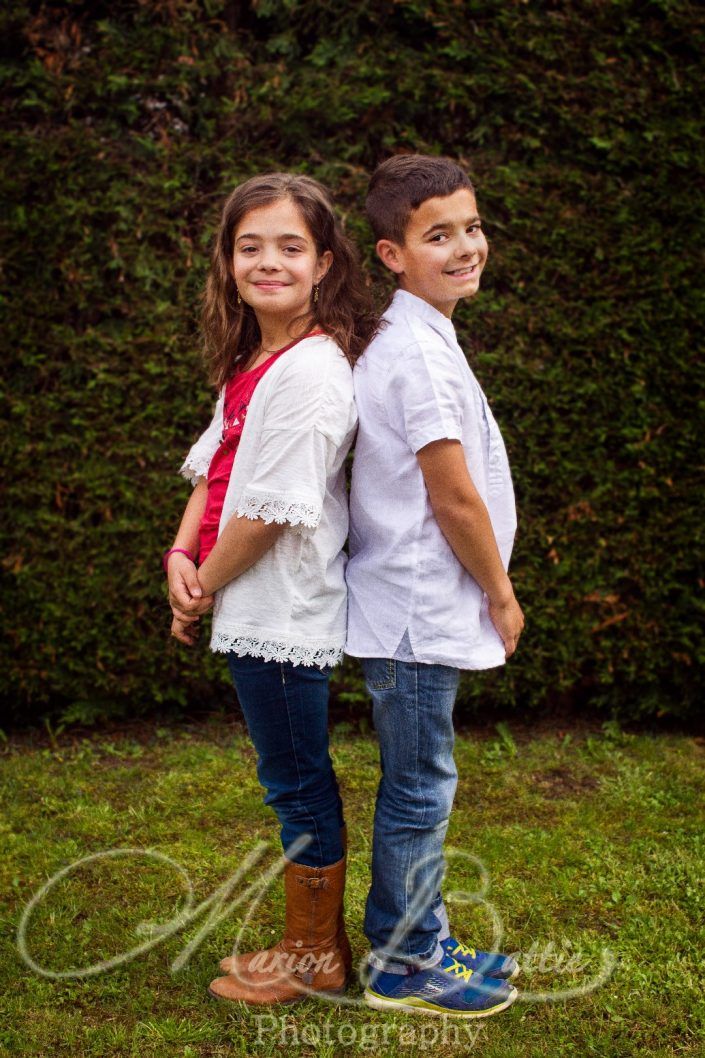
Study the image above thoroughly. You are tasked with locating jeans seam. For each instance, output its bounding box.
[280,663,323,864]
[368,664,461,969]
[402,662,425,958]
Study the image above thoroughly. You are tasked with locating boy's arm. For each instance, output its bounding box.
[416,439,524,657]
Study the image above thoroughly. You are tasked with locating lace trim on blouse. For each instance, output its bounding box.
[235,490,321,529]
[180,452,212,486]
[211,630,343,668]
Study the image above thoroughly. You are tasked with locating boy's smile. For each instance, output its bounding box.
[376,188,488,318]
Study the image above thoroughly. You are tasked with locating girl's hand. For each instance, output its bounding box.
[167,553,214,619]
[171,613,199,647]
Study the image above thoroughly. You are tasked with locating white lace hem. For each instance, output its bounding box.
[211,630,343,668]
[235,490,321,530]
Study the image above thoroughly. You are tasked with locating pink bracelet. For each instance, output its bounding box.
[163,547,196,573]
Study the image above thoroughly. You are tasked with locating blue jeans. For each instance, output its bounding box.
[361,656,460,973]
[227,654,344,869]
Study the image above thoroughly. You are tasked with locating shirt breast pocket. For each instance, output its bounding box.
[482,400,511,498]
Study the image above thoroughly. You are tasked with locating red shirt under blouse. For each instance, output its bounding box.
[198,332,321,563]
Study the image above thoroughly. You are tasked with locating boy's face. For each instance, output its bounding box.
[377,188,488,317]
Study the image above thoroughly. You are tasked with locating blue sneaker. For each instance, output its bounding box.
[442,936,519,981]
[364,954,518,1018]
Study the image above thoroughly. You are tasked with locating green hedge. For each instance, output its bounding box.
[2,0,703,725]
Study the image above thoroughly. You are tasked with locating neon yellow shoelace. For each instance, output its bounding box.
[443,956,475,983]
[451,940,477,960]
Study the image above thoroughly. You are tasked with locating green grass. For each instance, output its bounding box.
[1,718,703,1057]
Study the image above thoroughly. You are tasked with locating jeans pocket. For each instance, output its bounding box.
[362,657,397,690]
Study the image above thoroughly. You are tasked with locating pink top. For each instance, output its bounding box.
[198,332,321,563]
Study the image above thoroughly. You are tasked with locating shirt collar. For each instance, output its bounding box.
[388,288,458,342]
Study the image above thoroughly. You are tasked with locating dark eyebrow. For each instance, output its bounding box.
[422,216,481,237]
[235,232,309,242]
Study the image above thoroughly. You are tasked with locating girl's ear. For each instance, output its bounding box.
[376,239,404,275]
[315,249,334,284]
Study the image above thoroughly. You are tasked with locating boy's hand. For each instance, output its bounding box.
[488,592,525,659]
[171,613,199,646]
[167,553,214,619]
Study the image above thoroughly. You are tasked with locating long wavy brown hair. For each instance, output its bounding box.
[202,173,378,389]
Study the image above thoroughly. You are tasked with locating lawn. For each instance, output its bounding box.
[1,715,703,1057]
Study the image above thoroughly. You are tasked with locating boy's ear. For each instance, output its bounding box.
[376,239,404,275]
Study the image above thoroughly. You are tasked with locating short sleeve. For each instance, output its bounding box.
[235,345,354,533]
[235,428,331,532]
[383,343,464,454]
[179,390,225,485]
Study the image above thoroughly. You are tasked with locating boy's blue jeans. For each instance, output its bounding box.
[361,655,460,974]
[227,654,345,869]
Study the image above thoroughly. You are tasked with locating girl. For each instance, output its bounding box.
[164,173,377,1005]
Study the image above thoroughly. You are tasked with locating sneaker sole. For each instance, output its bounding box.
[364,984,518,1019]
[474,962,520,982]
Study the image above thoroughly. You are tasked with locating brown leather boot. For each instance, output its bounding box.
[219,826,352,981]
[208,854,347,1005]
[336,825,352,978]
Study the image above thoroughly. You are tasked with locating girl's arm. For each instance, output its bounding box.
[167,480,214,617]
[195,350,350,598]
[196,515,284,597]
[172,478,208,554]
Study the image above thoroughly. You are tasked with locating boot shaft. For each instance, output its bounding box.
[282,854,346,955]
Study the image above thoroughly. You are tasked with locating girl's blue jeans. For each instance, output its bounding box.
[360,655,460,974]
[226,653,345,869]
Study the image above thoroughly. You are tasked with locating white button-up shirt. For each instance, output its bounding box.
[346,289,517,670]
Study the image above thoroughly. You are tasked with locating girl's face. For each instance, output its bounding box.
[232,197,332,324]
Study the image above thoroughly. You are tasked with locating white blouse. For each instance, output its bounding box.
[180,335,357,667]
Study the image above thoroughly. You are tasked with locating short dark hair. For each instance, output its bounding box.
[366,154,474,244]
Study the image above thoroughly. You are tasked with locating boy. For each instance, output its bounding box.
[346,155,525,1018]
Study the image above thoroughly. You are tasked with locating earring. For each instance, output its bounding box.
[313,284,319,304]
[236,290,242,306]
